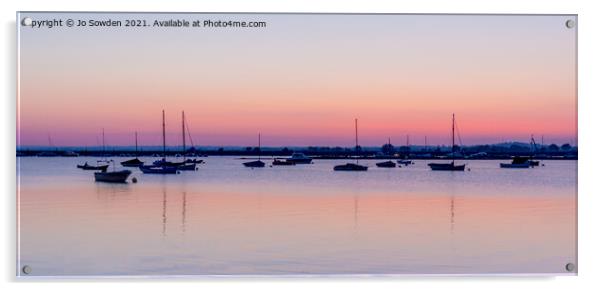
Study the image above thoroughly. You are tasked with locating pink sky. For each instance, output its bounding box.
[17,14,577,147]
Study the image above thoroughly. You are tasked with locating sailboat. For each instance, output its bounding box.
[177,111,197,171]
[243,133,266,168]
[428,114,466,171]
[140,110,180,174]
[121,131,144,167]
[376,138,396,168]
[397,135,414,166]
[334,119,368,171]
[78,129,110,170]
[528,134,540,166]
[94,160,132,183]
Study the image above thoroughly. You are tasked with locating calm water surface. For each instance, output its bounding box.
[17,157,577,276]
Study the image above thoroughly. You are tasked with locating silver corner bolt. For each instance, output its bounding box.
[22,265,31,275]
[21,17,32,26]
[565,19,575,29]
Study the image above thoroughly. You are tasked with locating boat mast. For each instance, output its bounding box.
[258,133,261,161]
[135,131,138,158]
[355,118,359,164]
[102,128,105,155]
[452,114,455,164]
[162,110,166,159]
[182,111,186,160]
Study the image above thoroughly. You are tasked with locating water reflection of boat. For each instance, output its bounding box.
[334,119,368,171]
[500,157,531,168]
[375,160,396,168]
[272,159,295,166]
[243,133,265,168]
[77,162,109,171]
[286,153,312,164]
[428,114,466,171]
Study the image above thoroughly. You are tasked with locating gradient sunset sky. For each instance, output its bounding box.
[17,13,577,147]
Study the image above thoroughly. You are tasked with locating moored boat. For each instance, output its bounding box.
[500,157,532,168]
[243,160,265,168]
[397,159,413,166]
[243,133,265,168]
[139,165,180,174]
[121,132,144,167]
[334,119,368,171]
[121,158,144,167]
[334,163,368,171]
[94,169,132,183]
[428,114,466,172]
[272,159,295,166]
[376,160,396,168]
[77,162,109,171]
[286,153,312,164]
[428,162,466,171]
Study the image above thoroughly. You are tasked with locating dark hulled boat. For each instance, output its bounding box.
[243,160,266,168]
[500,157,531,168]
[243,133,265,168]
[141,110,179,174]
[121,158,144,167]
[375,160,396,168]
[334,119,368,171]
[121,132,144,167]
[95,169,132,183]
[428,114,466,172]
[272,159,295,166]
[397,159,413,166]
[334,163,368,171]
[77,162,109,171]
[139,165,180,174]
[428,162,466,171]
[286,153,312,164]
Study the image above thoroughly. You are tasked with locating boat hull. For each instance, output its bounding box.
[77,164,109,171]
[375,161,396,168]
[177,163,197,171]
[121,158,144,167]
[334,163,368,171]
[428,162,465,171]
[272,159,295,166]
[286,158,312,164]
[243,160,265,168]
[94,170,132,183]
[139,165,180,174]
[397,160,413,166]
[500,163,531,168]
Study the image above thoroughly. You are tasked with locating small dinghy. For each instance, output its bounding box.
[95,169,132,183]
[500,157,532,168]
[184,158,204,164]
[376,160,396,168]
[272,159,295,166]
[77,162,109,171]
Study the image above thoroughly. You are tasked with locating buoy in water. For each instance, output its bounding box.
[132,177,138,183]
